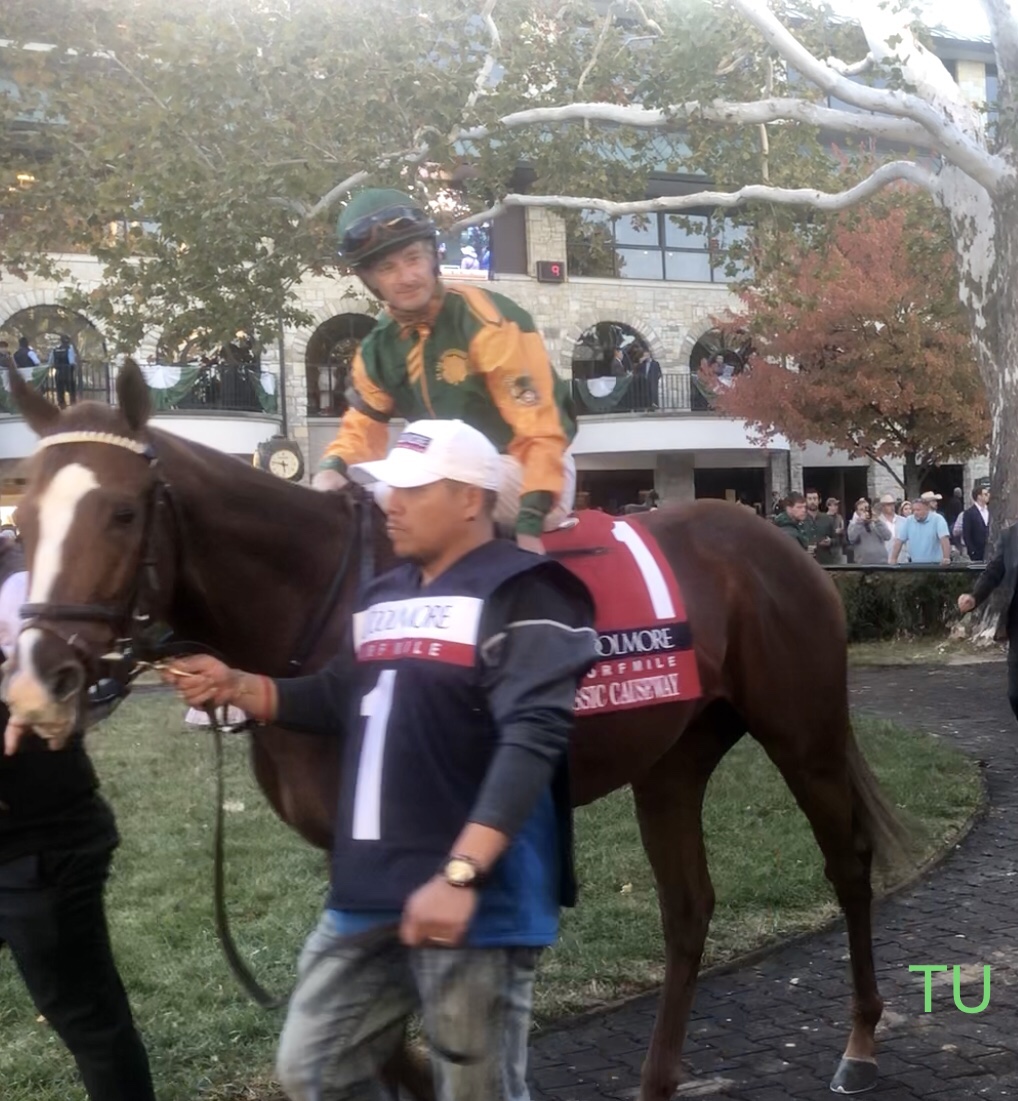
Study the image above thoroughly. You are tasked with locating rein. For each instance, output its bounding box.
[20,430,368,1010]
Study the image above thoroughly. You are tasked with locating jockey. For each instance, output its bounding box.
[312,187,577,553]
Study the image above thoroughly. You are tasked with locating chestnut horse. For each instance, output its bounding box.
[3,362,906,1099]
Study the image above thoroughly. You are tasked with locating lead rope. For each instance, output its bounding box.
[209,710,288,1009]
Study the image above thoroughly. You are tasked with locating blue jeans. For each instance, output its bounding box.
[276,913,541,1101]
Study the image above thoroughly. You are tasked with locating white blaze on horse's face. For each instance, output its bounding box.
[5,462,99,735]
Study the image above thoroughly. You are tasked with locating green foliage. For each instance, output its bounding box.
[832,570,975,642]
[0,0,914,348]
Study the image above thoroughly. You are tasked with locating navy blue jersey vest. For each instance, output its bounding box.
[328,539,554,911]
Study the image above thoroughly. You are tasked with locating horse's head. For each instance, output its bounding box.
[2,359,160,745]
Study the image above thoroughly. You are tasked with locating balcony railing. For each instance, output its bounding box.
[0,364,279,415]
[571,372,718,416]
[142,364,278,415]
[0,362,112,413]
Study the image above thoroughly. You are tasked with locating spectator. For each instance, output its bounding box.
[825,497,845,561]
[47,334,79,408]
[944,486,965,530]
[13,336,40,370]
[803,488,837,564]
[919,490,942,511]
[962,484,991,562]
[773,492,809,549]
[876,494,902,562]
[890,497,950,565]
[637,348,662,410]
[846,500,893,564]
[771,491,783,516]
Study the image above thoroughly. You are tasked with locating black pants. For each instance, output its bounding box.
[55,364,76,406]
[0,844,155,1101]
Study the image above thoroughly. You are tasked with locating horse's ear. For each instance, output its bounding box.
[6,364,60,435]
[116,358,151,431]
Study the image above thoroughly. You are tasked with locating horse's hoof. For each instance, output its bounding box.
[830,1057,878,1094]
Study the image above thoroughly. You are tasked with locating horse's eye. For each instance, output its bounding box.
[113,506,136,526]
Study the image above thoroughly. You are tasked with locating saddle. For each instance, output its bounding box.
[544,510,701,714]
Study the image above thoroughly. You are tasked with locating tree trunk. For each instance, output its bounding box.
[944,176,1018,642]
[902,452,921,499]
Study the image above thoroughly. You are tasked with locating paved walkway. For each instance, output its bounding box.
[530,663,1018,1100]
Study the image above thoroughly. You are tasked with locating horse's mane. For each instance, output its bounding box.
[43,398,349,543]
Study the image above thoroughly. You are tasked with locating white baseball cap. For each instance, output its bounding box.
[348,419,500,491]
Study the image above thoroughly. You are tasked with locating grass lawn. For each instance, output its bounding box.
[848,637,1007,666]
[0,696,982,1100]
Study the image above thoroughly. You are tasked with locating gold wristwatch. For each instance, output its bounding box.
[441,854,486,889]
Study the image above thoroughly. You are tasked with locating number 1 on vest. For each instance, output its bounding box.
[352,669,397,841]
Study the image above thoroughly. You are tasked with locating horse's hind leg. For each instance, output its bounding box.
[631,704,743,1101]
[754,714,884,1094]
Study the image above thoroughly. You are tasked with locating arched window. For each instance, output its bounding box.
[305,313,377,417]
[570,321,656,414]
[152,330,265,412]
[0,305,109,405]
[689,329,752,411]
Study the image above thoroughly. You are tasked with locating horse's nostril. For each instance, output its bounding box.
[49,662,85,703]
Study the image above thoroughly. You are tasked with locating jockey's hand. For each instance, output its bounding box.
[958,593,977,615]
[312,468,349,492]
[160,655,239,709]
[516,532,545,555]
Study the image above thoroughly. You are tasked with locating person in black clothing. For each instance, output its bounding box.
[13,335,41,371]
[48,334,79,407]
[962,484,991,562]
[165,418,596,1101]
[959,522,1018,720]
[0,541,155,1101]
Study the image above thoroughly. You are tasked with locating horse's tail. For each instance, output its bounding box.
[846,726,914,874]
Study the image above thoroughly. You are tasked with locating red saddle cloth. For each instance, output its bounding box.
[544,510,702,715]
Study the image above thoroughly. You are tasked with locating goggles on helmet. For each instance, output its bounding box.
[340,206,436,265]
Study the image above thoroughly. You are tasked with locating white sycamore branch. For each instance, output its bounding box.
[730,0,1011,194]
[457,97,935,147]
[454,160,938,227]
[461,0,501,116]
[827,52,874,77]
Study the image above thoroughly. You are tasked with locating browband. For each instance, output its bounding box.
[35,431,154,458]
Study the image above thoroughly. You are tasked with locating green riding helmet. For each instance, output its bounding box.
[336,188,437,268]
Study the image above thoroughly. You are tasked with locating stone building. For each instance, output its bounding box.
[0,28,997,518]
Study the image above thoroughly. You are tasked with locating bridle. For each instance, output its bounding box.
[17,430,180,717]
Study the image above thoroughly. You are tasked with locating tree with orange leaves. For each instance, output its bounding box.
[708,190,988,500]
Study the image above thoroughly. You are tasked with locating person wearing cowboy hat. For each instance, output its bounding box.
[919,490,943,509]
[313,188,578,556]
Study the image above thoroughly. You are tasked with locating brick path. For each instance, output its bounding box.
[530,663,1018,1100]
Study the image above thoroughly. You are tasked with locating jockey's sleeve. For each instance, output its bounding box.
[318,349,394,477]
[470,320,569,537]
[470,567,596,839]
